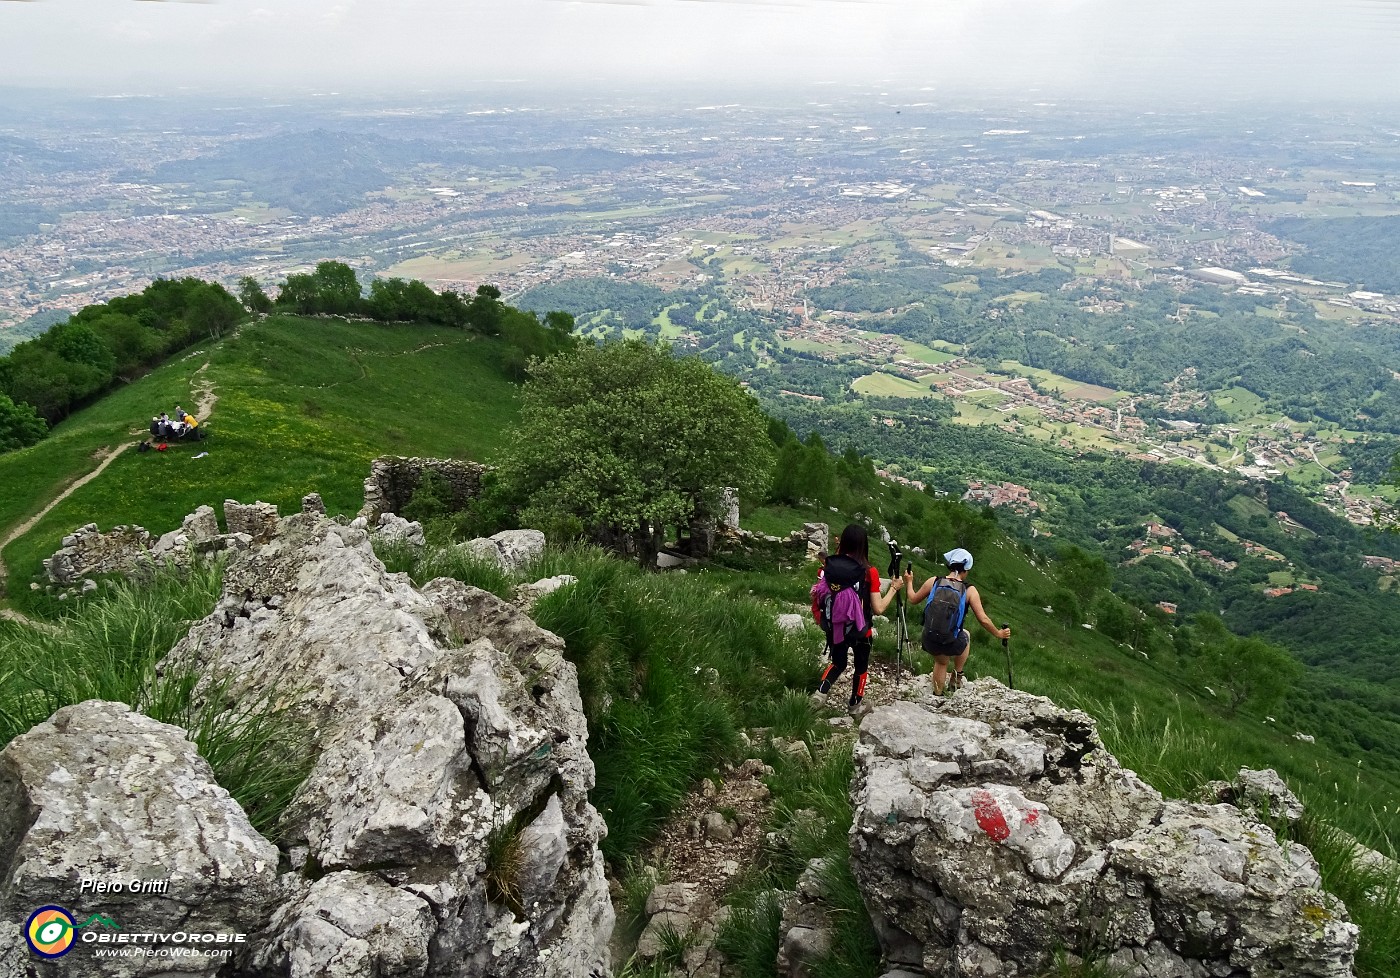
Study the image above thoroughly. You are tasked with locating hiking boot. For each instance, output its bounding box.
[848,699,869,718]
[952,671,966,691]
[810,691,829,707]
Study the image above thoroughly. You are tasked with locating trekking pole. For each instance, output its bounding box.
[1001,623,1013,690]
[894,589,905,678]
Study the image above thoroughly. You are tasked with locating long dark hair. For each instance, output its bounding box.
[836,523,870,567]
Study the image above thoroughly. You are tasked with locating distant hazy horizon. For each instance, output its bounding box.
[2,0,1399,108]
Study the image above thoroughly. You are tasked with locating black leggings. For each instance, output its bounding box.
[818,635,871,702]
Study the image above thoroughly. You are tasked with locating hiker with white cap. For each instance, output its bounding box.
[906,547,1011,695]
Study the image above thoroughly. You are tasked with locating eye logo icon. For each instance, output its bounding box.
[25,906,76,958]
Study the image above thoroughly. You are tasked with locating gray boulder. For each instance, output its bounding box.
[512,574,577,613]
[249,873,434,978]
[0,701,279,977]
[160,512,611,978]
[776,613,809,634]
[461,530,547,574]
[1202,767,1307,827]
[850,680,1357,978]
[373,512,426,549]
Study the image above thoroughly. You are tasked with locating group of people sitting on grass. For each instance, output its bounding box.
[149,405,198,439]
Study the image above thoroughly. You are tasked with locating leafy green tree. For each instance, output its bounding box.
[50,322,115,375]
[1058,544,1112,603]
[186,283,242,340]
[1,348,80,421]
[237,277,273,315]
[544,311,576,339]
[797,432,837,505]
[502,340,775,568]
[1050,587,1082,630]
[769,438,806,505]
[277,273,320,315]
[1191,614,1301,714]
[311,261,362,316]
[1093,594,1137,645]
[0,392,46,452]
[466,284,505,335]
[88,312,159,373]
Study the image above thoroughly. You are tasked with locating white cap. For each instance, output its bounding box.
[943,548,973,570]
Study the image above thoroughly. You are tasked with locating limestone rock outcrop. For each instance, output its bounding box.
[156,510,612,977]
[851,680,1357,978]
[461,529,547,574]
[0,701,279,977]
[349,511,427,551]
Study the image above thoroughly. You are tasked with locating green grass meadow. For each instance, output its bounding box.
[2,316,520,605]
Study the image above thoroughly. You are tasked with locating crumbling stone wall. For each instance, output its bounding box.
[716,519,828,565]
[43,523,155,586]
[41,501,270,591]
[358,456,490,523]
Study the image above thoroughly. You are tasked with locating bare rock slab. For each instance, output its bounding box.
[0,701,279,977]
[850,679,1357,978]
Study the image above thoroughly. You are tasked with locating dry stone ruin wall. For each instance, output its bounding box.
[358,456,490,523]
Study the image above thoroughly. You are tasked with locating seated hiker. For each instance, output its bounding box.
[182,410,198,430]
[906,548,1010,695]
[810,524,901,714]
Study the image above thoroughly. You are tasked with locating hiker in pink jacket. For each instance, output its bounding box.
[811,523,901,714]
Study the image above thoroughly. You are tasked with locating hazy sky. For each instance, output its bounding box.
[2,0,1398,103]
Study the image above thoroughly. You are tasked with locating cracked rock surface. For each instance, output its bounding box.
[161,512,612,977]
[850,679,1357,978]
[0,510,611,978]
[0,701,279,977]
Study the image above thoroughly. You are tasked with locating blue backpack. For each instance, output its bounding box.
[921,578,969,651]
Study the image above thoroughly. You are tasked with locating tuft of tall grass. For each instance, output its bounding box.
[717,740,881,978]
[1032,948,1128,978]
[714,884,785,978]
[527,553,823,865]
[413,543,515,598]
[615,858,665,944]
[806,856,883,978]
[1296,814,1400,978]
[0,564,224,745]
[0,564,312,839]
[371,535,420,576]
[158,669,315,839]
[1067,696,1225,799]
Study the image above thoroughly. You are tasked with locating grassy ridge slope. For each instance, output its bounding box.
[1,316,520,605]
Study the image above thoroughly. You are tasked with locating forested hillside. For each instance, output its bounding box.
[1270,215,1400,294]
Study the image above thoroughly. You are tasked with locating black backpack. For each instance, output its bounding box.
[818,553,870,646]
[921,577,969,651]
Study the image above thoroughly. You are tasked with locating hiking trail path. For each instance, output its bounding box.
[0,363,217,628]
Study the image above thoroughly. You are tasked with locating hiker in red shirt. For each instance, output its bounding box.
[811,523,901,714]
